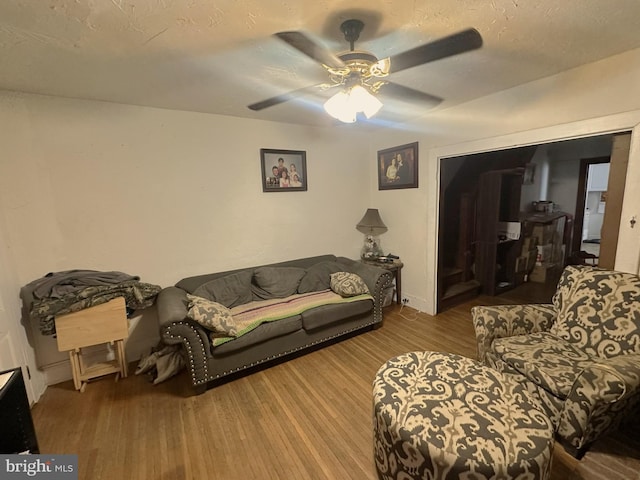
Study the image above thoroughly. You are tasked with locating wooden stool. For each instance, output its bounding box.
[55,297,129,392]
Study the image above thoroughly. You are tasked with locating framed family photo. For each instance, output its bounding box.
[377,142,419,190]
[260,148,307,192]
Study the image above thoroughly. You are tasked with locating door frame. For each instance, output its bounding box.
[426,111,640,315]
[571,156,611,256]
[0,237,46,403]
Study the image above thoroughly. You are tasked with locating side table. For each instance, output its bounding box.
[55,297,129,392]
[361,258,403,305]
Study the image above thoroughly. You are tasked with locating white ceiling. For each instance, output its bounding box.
[2,0,640,127]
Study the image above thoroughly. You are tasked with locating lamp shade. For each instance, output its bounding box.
[324,84,383,123]
[356,208,388,236]
[323,90,357,123]
[350,85,383,119]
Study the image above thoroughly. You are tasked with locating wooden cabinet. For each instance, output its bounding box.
[475,169,524,295]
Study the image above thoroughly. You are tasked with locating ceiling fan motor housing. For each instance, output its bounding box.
[333,20,387,83]
[341,19,364,51]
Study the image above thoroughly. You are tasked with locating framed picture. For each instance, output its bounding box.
[260,148,307,192]
[523,163,536,185]
[378,142,419,190]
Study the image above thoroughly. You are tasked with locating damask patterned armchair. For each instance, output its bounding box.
[472,265,640,458]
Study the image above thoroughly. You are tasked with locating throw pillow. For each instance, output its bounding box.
[186,294,237,337]
[252,266,307,300]
[193,270,253,308]
[298,261,344,293]
[330,272,370,297]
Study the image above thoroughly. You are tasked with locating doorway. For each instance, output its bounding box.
[572,157,610,264]
[437,147,535,311]
[436,133,628,312]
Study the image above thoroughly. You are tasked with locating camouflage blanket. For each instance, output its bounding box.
[28,269,138,300]
[29,279,161,335]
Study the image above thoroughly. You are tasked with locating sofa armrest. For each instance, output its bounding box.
[157,286,211,387]
[471,304,556,365]
[157,286,189,327]
[336,257,393,323]
[559,353,640,453]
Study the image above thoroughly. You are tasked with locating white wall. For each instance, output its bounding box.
[4,45,640,395]
[0,91,372,389]
[367,47,640,313]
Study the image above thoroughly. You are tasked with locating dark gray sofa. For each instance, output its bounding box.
[156,254,392,393]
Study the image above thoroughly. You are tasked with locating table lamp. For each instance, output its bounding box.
[356,208,387,259]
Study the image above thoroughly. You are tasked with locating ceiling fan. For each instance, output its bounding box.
[248,19,483,123]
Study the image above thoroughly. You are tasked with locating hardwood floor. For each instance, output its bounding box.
[31,300,639,479]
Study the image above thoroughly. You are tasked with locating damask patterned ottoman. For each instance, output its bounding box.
[373,352,554,480]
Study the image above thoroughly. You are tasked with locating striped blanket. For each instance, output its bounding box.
[212,289,373,347]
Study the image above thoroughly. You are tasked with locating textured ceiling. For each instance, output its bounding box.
[2,0,640,127]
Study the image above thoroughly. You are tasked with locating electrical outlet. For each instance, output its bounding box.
[402,298,409,305]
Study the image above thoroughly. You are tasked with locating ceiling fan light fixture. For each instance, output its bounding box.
[351,84,383,118]
[323,84,382,123]
[323,90,357,123]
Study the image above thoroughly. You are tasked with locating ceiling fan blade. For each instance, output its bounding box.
[275,31,346,69]
[386,28,482,74]
[383,82,443,108]
[248,85,321,111]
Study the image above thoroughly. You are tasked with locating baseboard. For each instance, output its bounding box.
[43,359,76,386]
[400,294,428,314]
